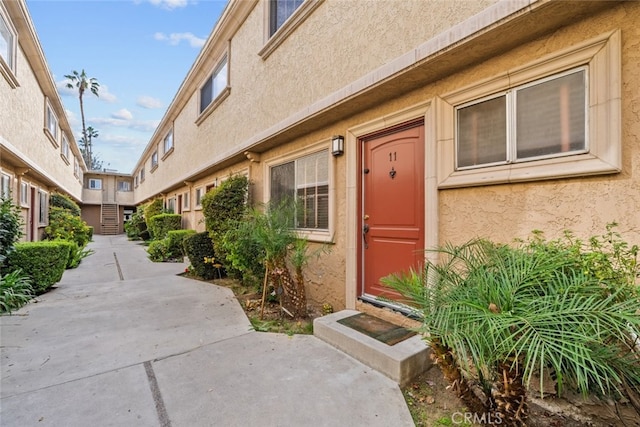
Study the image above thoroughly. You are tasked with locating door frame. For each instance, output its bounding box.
[344,100,439,309]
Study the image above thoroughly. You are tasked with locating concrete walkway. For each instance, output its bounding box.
[0,235,414,426]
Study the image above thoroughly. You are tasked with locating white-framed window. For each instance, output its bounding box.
[436,30,621,188]
[61,134,70,160]
[20,181,29,206]
[166,198,176,214]
[183,191,190,210]
[151,150,158,168]
[74,157,80,177]
[269,149,329,231]
[199,55,228,114]
[162,130,173,156]
[0,5,18,87]
[88,178,102,190]
[195,187,204,208]
[456,67,587,169]
[269,0,303,37]
[117,180,131,192]
[134,175,139,188]
[38,190,48,225]
[45,101,59,145]
[140,168,145,182]
[0,172,10,198]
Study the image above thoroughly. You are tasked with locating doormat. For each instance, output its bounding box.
[337,313,416,346]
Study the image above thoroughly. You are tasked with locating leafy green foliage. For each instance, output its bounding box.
[5,241,71,293]
[382,225,640,410]
[147,214,182,241]
[43,206,91,248]
[49,193,81,216]
[183,232,218,280]
[143,199,164,224]
[202,174,249,272]
[167,229,196,258]
[125,208,148,240]
[0,269,33,313]
[147,239,170,262]
[147,229,196,262]
[0,196,23,267]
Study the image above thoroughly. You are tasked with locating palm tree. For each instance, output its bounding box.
[65,70,99,168]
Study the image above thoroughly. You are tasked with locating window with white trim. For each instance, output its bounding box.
[436,30,621,188]
[88,178,102,190]
[134,175,139,188]
[199,55,228,114]
[269,0,303,37]
[163,131,173,155]
[0,6,16,74]
[61,134,70,160]
[456,68,587,169]
[183,192,190,210]
[117,180,131,192]
[20,181,29,206]
[1,172,10,198]
[151,150,158,168]
[45,101,59,144]
[270,150,329,230]
[195,187,204,208]
[38,190,48,225]
[166,198,176,214]
[140,167,145,182]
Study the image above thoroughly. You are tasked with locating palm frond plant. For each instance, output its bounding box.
[382,229,640,426]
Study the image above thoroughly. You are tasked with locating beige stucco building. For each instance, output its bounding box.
[3,0,639,313]
[1,0,87,241]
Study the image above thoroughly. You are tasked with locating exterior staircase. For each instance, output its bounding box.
[101,203,119,235]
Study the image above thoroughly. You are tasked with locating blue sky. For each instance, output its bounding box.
[27,0,228,173]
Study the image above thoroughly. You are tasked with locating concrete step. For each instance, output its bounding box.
[313,310,431,386]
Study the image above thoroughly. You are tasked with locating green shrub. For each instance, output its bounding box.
[382,224,640,425]
[202,174,249,276]
[167,229,196,258]
[0,196,23,267]
[49,193,81,216]
[144,199,164,224]
[5,241,71,293]
[43,206,91,247]
[183,232,218,280]
[0,269,33,313]
[147,214,182,240]
[87,226,94,241]
[147,239,170,262]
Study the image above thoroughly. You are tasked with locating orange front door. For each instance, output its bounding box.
[361,121,425,300]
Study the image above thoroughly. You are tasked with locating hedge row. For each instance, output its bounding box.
[4,241,71,294]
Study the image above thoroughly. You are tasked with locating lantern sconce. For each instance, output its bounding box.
[331,135,344,157]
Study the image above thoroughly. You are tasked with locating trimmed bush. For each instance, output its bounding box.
[147,214,182,240]
[44,206,91,247]
[147,239,169,262]
[50,193,81,216]
[144,199,164,224]
[0,196,23,266]
[5,241,71,293]
[183,232,218,280]
[87,226,94,241]
[167,229,196,258]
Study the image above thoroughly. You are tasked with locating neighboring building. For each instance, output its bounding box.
[81,171,135,235]
[0,0,86,241]
[131,0,639,312]
[3,0,640,314]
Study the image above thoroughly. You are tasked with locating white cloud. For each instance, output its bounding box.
[91,117,161,133]
[136,95,164,109]
[97,84,118,103]
[154,32,206,48]
[111,108,134,120]
[56,78,116,103]
[148,0,189,10]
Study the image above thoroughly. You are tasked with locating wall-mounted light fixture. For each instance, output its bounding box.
[331,135,344,156]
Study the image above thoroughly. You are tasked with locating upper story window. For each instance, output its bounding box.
[269,0,303,37]
[61,134,70,160]
[117,180,131,192]
[0,6,17,87]
[270,150,329,231]
[140,167,145,182]
[151,150,159,169]
[45,101,59,146]
[199,55,228,115]
[456,68,587,169]
[134,175,139,188]
[74,157,80,177]
[0,172,10,198]
[436,30,621,188]
[163,130,173,156]
[88,178,102,190]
